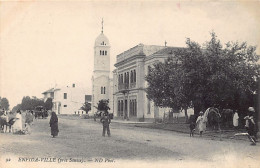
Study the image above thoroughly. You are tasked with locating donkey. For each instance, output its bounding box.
[0,114,16,133]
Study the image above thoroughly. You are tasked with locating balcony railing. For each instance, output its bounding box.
[118,82,136,91]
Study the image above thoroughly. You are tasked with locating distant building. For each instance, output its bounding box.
[43,84,91,115]
[113,43,188,121]
[42,88,55,102]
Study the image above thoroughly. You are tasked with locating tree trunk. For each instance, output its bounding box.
[193,103,201,117]
[184,107,188,123]
[168,111,173,123]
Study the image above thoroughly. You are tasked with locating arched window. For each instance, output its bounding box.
[130,71,133,83]
[118,100,120,116]
[124,72,127,83]
[102,50,105,55]
[100,50,102,55]
[101,87,103,94]
[134,70,136,82]
[120,100,124,116]
[105,51,107,55]
[126,72,129,84]
[130,100,132,116]
[134,99,137,116]
[104,87,106,94]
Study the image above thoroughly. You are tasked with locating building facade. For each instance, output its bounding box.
[43,84,91,115]
[113,44,185,121]
[42,88,55,102]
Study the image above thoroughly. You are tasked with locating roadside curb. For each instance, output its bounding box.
[134,123,257,143]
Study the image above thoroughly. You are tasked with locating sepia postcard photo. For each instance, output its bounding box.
[0,0,259,168]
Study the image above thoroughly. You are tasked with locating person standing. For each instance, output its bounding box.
[2,110,9,133]
[247,107,257,145]
[244,111,250,131]
[100,110,111,137]
[196,111,206,137]
[49,112,59,138]
[233,110,239,130]
[189,121,196,137]
[24,111,34,134]
[13,110,23,133]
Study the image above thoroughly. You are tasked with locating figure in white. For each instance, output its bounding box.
[196,111,206,137]
[13,110,23,133]
[233,110,239,130]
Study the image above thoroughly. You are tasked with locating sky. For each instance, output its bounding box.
[0,0,260,109]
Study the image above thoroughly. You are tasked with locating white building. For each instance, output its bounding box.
[43,84,91,115]
[91,21,113,115]
[42,88,54,102]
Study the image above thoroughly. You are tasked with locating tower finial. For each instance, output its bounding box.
[101,18,104,33]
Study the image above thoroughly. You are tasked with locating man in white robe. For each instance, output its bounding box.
[13,111,23,133]
[233,110,239,130]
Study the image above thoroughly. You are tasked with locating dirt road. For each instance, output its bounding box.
[0,116,259,168]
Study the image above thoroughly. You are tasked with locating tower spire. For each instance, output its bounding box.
[101,18,104,33]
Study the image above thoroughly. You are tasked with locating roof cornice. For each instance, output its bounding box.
[114,54,145,67]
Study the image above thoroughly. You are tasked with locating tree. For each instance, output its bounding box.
[12,104,22,112]
[146,32,259,118]
[80,102,91,114]
[193,32,259,114]
[20,96,44,111]
[0,97,10,110]
[44,98,53,111]
[146,58,184,122]
[96,99,110,112]
[20,96,32,110]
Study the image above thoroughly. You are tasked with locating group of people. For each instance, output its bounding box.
[190,107,258,145]
[0,109,31,134]
[1,108,111,138]
[0,109,59,138]
[48,110,111,138]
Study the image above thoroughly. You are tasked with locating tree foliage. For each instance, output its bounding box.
[20,96,45,111]
[12,104,22,112]
[44,98,53,111]
[96,99,110,112]
[146,32,260,116]
[80,102,91,114]
[0,97,10,110]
